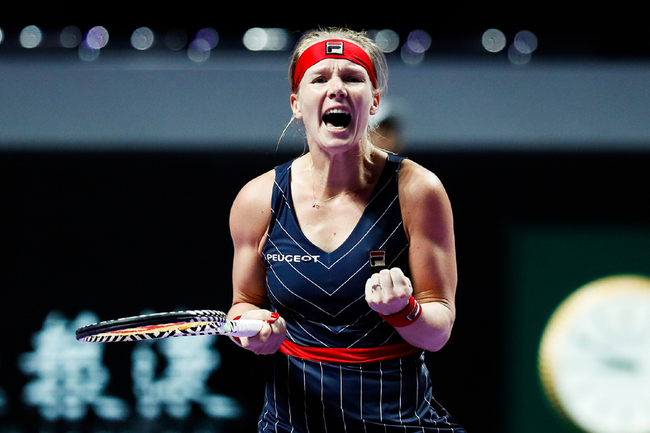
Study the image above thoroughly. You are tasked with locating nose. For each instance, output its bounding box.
[328,77,347,99]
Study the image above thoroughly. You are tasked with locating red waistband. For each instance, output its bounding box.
[279,340,421,364]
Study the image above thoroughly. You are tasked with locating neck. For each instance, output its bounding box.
[308,144,377,193]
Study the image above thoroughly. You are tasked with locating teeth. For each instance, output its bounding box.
[325,108,350,115]
[323,107,352,129]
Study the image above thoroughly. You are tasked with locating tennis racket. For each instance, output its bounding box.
[76,309,263,343]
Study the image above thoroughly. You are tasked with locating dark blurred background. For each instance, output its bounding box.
[2,7,649,433]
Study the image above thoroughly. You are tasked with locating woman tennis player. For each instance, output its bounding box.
[227,28,466,432]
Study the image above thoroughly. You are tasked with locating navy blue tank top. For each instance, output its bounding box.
[263,153,410,349]
[257,154,467,433]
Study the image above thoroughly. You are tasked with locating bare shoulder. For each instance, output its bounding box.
[229,169,276,244]
[398,158,448,203]
[398,159,453,240]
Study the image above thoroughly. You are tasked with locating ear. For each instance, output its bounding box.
[369,92,380,116]
[290,93,302,119]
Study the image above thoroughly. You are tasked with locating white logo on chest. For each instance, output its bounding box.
[266,253,321,263]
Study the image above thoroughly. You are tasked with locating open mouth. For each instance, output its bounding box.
[323,109,352,129]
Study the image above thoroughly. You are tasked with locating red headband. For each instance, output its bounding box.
[293,39,378,92]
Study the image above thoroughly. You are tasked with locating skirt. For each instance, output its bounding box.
[257,351,466,433]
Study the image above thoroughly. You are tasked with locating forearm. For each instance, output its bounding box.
[392,301,455,352]
[227,301,265,321]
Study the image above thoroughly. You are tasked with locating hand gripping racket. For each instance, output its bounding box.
[75,309,263,343]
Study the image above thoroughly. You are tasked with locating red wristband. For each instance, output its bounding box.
[379,296,422,327]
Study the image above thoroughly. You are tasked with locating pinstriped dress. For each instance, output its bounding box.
[259,154,465,432]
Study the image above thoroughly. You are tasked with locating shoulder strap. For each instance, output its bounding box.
[386,152,406,164]
[267,160,293,236]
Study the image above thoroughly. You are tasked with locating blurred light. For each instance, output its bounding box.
[194,27,219,50]
[405,30,432,54]
[0,27,4,45]
[60,26,82,48]
[243,27,266,51]
[20,25,43,49]
[131,27,155,50]
[188,39,211,62]
[262,28,292,50]
[243,28,293,51]
[508,43,531,65]
[85,26,109,50]
[401,45,425,65]
[79,42,100,61]
[482,28,506,53]
[187,28,218,62]
[165,28,187,50]
[372,29,400,53]
[513,30,538,54]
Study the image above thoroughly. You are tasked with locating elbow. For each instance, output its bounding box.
[422,312,455,352]
[401,321,454,352]
[427,326,453,352]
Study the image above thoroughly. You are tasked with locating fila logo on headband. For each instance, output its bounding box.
[326,41,344,55]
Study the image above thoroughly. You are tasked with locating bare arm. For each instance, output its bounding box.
[365,160,457,352]
[228,170,287,354]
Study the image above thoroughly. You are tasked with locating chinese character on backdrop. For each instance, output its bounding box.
[132,331,241,419]
[19,311,129,421]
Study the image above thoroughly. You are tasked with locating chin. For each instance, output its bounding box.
[312,137,361,154]
[314,127,367,149]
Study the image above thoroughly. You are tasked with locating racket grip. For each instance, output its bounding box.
[225,319,264,337]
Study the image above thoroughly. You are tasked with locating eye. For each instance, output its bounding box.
[344,73,366,84]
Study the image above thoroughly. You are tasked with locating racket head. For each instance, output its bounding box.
[75,310,262,342]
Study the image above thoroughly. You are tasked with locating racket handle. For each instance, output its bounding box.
[224,319,264,337]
